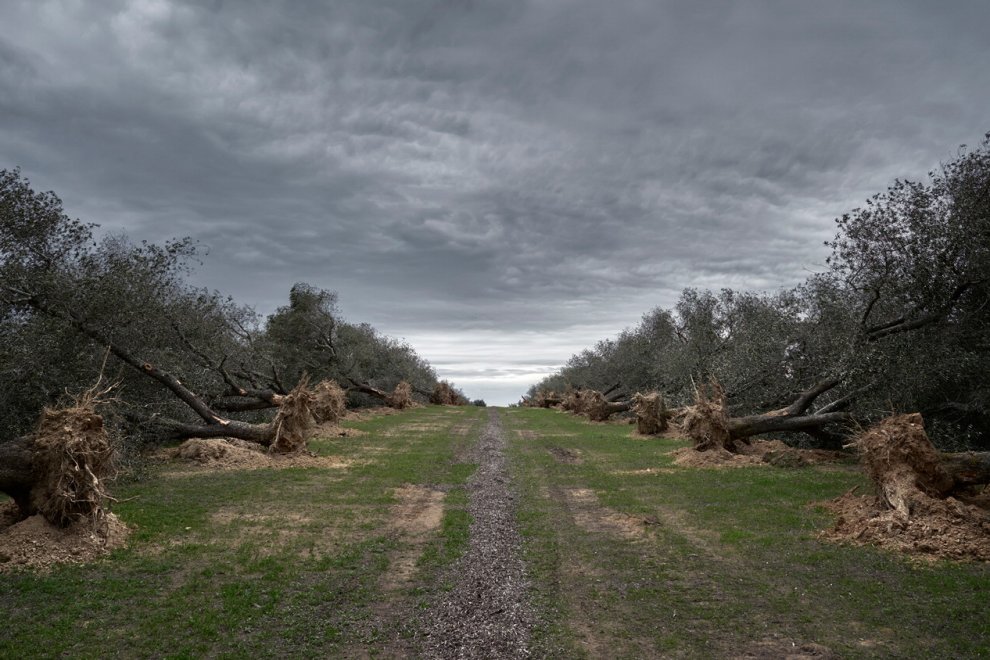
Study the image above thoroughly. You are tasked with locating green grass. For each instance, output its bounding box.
[0,405,485,658]
[4,406,988,658]
[504,407,990,658]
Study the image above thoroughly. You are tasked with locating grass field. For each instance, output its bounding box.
[505,407,990,658]
[2,405,988,658]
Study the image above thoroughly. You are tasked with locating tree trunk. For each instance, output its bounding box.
[727,411,852,439]
[939,451,990,490]
[0,436,34,515]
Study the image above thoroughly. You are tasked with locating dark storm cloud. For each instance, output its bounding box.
[3,0,989,403]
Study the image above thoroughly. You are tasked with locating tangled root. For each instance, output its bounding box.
[849,413,953,515]
[632,392,669,435]
[310,380,347,424]
[584,390,611,421]
[30,384,116,528]
[386,381,414,410]
[533,390,559,408]
[681,379,732,452]
[562,387,589,414]
[430,381,466,406]
[271,377,315,453]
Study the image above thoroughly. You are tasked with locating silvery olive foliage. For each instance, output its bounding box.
[531,136,990,449]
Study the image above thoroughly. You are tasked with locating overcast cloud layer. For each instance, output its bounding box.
[2,1,989,404]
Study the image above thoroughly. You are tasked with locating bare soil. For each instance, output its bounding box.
[166,438,352,473]
[562,487,643,540]
[672,440,849,469]
[820,489,990,562]
[0,502,129,573]
[380,485,446,590]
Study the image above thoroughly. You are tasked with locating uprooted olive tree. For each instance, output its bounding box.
[0,169,444,497]
[528,134,990,451]
[0,382,115,524]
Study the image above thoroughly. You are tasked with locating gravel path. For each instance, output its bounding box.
[421,409,535,658]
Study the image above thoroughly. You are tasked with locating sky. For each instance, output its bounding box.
[2,1,989,405]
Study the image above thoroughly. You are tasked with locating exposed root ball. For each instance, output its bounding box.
[430,381,466,406]
[681,379,732,452]
[387,381,414,410]
[584,391,611,421]
[30,388,115,528]
[310,380,347,424]
[850,413,953,515]
[533,390,559,408]
[271,378,315,453]
[562,387,588,414]
[632,392,669,435]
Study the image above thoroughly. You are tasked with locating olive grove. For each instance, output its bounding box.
[529,135,990,450]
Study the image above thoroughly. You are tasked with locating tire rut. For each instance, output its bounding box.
[420,409,535,658]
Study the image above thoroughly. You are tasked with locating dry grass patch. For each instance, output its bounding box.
[379,485,446,590]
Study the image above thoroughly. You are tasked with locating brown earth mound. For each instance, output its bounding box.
[672,446,764,468]
[671,440,847,469]
[170,439,351,472]
[0,502,129,573]
[821,491,990,562]
[820,413,990,561]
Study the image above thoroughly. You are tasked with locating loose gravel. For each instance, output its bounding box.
[421,409,536,658]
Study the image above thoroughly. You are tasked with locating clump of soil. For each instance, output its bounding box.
[671,446,763,468]
[172,438,274,469]
[386,381,414,410]
[671,439,845,469]
[820,490,990,562]
[680,379,732,451]
[170,439,351,472]
[632,392,669,435]
[343,406,402,421]
[310,379,347,424]
[821,413,990,561]
[0,501,129,573]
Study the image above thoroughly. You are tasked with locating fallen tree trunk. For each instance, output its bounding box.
[938,451,990,489]
[0,436,35,515]
[13,294,318,449]
[683,378,854,451]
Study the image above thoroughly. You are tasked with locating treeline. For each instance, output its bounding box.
[529,134,990,451]
[0,168,454,447]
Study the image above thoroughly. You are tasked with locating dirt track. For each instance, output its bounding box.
[421,409,535,658]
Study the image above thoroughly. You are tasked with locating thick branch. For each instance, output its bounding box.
[728,411,852,439]
[785,378,842,416]
[865,281,976,341]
